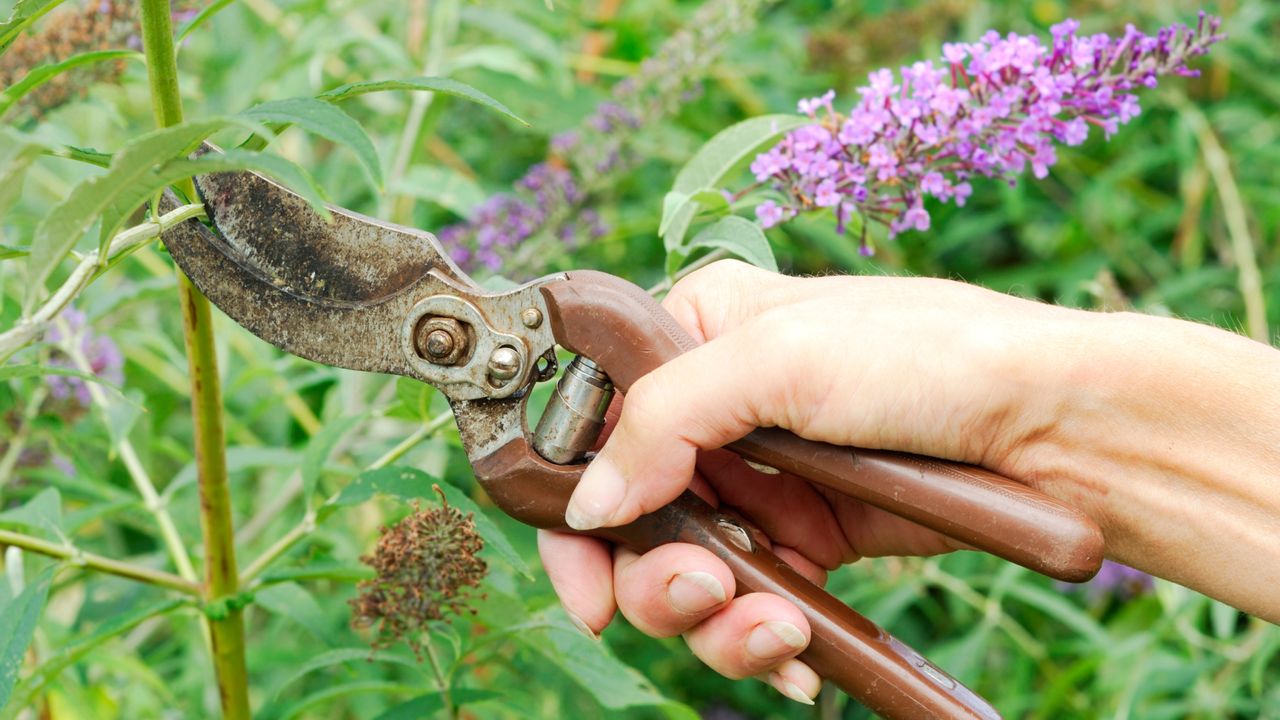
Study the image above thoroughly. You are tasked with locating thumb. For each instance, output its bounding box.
[563,313,802,530]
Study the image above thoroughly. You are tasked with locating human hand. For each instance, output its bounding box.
[537,260,1098,703]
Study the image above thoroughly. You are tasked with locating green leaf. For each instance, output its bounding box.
[0,50,141,117]
[394,377,435,420]
[392,166,484,219]
[0,364,122,395]
[323,467,531,578]
[659,114,809,249]
[0,488,62,538]
[518,607,694,715]
[318,76,526,126]
[272,681,422,720]
[668,215,777,276]
[0,244,27,260]
[374,689,500,720]
[0,566,54,709]
[175,0,235,42]
[0,0,61,55]
[24,117,266,310]
[242,98,382,189]
[300,414,365,507]
[254,582,329,643]
[269,647,423,701]
[0,128,45,217]
[447,45,542,83]
[10,598,184,710]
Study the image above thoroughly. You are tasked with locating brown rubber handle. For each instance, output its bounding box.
[541,271,1104,581]
[471,440,999,719]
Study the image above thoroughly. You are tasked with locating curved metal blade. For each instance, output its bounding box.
[161,169,470,377]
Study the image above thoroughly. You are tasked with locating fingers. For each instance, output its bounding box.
[683,592,811,680]
[537,530,615,635]
[612,544,734,637]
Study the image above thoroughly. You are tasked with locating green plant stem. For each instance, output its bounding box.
[423,638,455,720]
[139,2,250,719]
[0,529,201,595]
[1176,96,1269,343]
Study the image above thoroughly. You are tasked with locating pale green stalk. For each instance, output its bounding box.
[139,1,249,717]
[0,529,200,595]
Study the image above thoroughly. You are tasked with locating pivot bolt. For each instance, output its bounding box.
[487,346,521,383]
[415,317,468,366]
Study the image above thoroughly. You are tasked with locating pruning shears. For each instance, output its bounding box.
[161,161,1105,720]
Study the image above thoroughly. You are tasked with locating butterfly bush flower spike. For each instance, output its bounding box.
[751,14,1224,254]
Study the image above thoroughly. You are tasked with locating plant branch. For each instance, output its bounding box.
[0,203,206,362]
[60,323,198,584]
[0,529,201,596]
[239,410,455,585]
[423,638,456,720]
[140,1,250,718]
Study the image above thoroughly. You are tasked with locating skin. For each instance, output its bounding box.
[539,260,1280,704]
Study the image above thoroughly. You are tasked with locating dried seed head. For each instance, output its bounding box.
[349,486,487,658]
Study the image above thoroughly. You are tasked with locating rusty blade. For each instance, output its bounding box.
[161,169,470,377]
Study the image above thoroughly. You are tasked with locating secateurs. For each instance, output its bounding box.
[161,163,1105,720]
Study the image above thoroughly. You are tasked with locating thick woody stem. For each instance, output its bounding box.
[139,2,250,718]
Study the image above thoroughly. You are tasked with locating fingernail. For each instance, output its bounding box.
[564,455,626,530]
[666,571,727,615]
[745,621,806,660]
[565,610,599,641]
[768,672,815,706]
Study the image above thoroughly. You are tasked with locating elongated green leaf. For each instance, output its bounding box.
[374,689,500,720]
[0,566,54,709]
[324,467,531,578]
[175,0,234,41]
[255,582,329,642]
[0,488,61,538]
[667,215,777,276]
[0,129,45,217]
[0,50,141,117]
[10,598,184,710]
[301,414,365,507]
[0,244,27,260]
[0,363,120,392]
[269,647,423,701]
[447,45,541,83]
[318,76,526,126]
[0,0,62,55]
[394,377,435,420]
[659,114,809,249]
[24,117,265,310]
[242,98,382,188]
[392,166,484,219]
[272,681,422,720]
[518,607,694,716]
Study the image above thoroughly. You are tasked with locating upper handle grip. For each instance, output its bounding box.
[541,271,1104,582]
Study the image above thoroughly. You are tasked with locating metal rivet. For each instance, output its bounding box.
[487,346,521,382]
[717,519,754,552]
[521,307,543,329]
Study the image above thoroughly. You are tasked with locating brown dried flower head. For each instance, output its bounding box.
[350,486,487,657]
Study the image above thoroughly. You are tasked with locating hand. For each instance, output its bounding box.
[538,260,1280,703]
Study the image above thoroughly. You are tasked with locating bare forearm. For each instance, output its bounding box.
[1018,311,1280,621]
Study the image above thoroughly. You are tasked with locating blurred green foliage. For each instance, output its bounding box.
[0,0,1277,718]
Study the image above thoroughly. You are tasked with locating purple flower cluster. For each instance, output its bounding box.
[750,13,1224,254]
[45,308,123,408]
[437,160,607,271]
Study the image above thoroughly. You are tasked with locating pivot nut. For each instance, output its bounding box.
[415,316,468,366]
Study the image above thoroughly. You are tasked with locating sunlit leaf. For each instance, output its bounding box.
[318,76,526,126]
[392,166,484,219]
[666,215,777,276]
[242,98,383,188]
[0,0,61,55]
[0,487,62,538]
